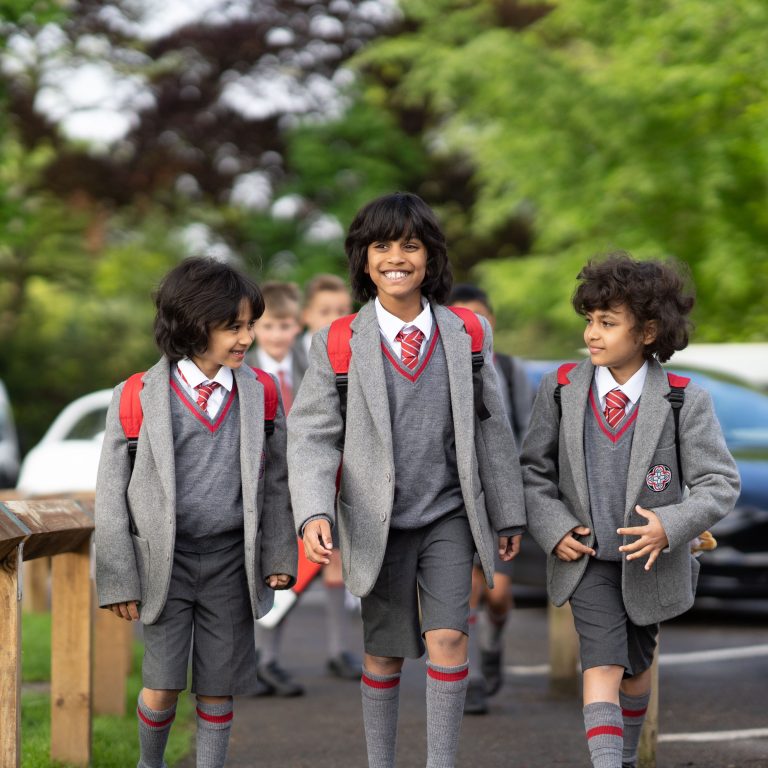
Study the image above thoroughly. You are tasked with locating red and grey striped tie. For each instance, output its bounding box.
[195,381,220,412]
[604,388,630,428]
[395,326,425,370]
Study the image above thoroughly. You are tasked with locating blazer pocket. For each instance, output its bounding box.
[130,533,150,599]
[655,546,691,607]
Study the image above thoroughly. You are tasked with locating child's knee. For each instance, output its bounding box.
[425,628,467,656]
[141,687,181,711]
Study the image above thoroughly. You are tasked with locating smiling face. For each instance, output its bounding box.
[192,298,256,379]
[583,303,656,384]
[364,237,428,320]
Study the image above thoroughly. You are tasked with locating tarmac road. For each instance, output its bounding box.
[177,591,768,768]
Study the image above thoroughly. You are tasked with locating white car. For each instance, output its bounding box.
[16,389,114,495]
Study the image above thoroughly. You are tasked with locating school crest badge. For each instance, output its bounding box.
[646,464,672,492]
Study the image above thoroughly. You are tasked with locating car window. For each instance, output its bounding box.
[64,407,109,440]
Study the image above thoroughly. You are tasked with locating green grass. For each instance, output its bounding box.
[21,613,193,767]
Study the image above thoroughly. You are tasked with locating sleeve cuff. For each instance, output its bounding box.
[299,514,333,538]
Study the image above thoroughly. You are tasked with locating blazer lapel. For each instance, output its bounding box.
[561,360,592,522]
[625,361,669,514]
[140,358,176,503]
[349,302,393,455]
[235,366,264,507]
[434,305,475,488]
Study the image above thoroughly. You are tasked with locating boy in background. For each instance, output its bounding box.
[297,274,361,680]
[249,281,305,696]
[449,283,534,714]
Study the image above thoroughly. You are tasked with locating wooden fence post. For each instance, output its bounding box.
[3,499,95,767]
[0,508,29,768]
[638,641,660,768]
[548,601,580,695]
[93,600,133,716]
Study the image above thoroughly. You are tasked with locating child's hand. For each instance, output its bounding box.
[498,534,522,561]
[554,526,595,561]
[107,601,140,621]
[617,505,670,571]
[302,519,333,565]
[266,573,292,590]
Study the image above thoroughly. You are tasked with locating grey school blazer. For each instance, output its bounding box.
[95,358,297,625]
[521,358,740,626]
[287,300,526,598]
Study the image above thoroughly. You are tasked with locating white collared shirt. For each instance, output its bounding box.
[595,361,648,416]
[175,358,234,417]
[374,297,433,361]
[255,348,293,389]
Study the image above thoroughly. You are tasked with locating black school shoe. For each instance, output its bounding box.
[256,661,305,697]
[327,651,362,680]
[481,649,503,696]
[463,678,488,715]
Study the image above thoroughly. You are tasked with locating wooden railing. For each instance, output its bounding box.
[0,494,134,767]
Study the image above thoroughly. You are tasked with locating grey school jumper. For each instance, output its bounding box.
[383,330,464,529]
[584,382,637,561]
[171,383,244,553]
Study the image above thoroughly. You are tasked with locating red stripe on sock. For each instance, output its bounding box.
[362,673,400,689]
[622,707,647,718]
[196,707,233,724]
[427,667,469,683]
[137,707,175,729]
[587,725,623,740]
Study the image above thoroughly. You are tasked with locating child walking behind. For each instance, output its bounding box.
[95,257,297,768]
[288,192,526,768]
[521,253,740,768]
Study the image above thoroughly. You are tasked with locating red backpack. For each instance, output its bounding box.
[119,367,279,470]
[326,306,491,438]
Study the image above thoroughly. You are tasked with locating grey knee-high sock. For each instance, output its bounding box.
[478,606,507,653]
[361,668,401,768]
[619,691,650,767]
[137,692,176,768]
[325,582,347,658]
[426,660,469,768]
[583,702,624,768]
[195,699,233,768]
[254,621,283,666]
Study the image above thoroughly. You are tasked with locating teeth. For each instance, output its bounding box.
[384,271,408,279]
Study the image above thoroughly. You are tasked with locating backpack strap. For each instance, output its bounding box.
[327,314,357,434]
[252,368,279,435]
[119,372,146,470]
[553,362,578,418]
[447,306,491,421]
[666,372,689,488]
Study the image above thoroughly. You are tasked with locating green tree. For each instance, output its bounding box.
[354,0,768,353]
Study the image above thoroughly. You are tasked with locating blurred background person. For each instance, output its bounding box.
[449,283,534,715]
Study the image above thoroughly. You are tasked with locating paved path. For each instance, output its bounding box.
[177,592,768,767]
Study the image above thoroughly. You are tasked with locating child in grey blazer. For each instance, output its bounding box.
[95,257,297,768]
[288,192,526,768]
[521,253,740,768]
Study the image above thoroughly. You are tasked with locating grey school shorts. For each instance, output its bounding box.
[361,508,476,659]
[569,558,658,678]
[142,540,259,696]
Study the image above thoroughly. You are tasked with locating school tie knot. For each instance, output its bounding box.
[195,381,220,412]
[604,387,630,428]
[395,326,425,370]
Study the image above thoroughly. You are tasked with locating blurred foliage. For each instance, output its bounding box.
[2,0,768,453]
[352,0,768,353]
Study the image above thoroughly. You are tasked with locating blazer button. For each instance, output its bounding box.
[380,511,387,522]
[385,472,391,482]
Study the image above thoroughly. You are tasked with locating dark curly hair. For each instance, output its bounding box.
[572,252,695,362]
[345,192,453,304]
[154,257,264,362]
